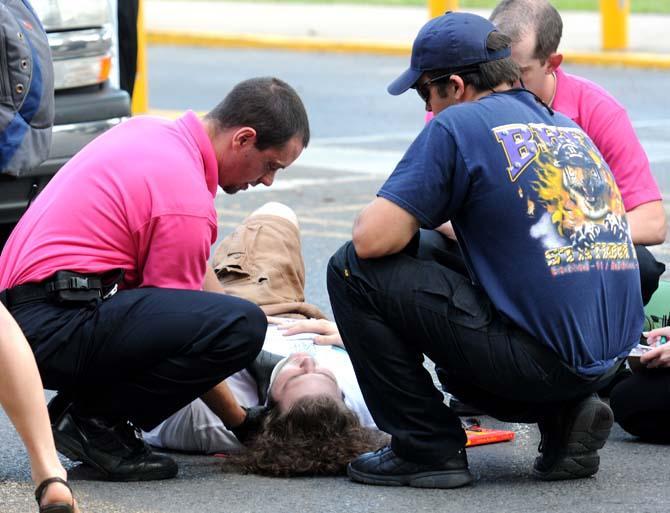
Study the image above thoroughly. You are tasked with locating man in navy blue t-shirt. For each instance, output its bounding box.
[327,12,643,488]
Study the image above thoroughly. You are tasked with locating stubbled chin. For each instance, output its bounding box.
[222,183,250,194]
[222,186,240,194]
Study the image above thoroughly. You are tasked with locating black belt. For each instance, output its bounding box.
[0,272,112,308]
[0,282,54,307]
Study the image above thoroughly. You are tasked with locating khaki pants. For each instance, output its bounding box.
[212,214,326,319]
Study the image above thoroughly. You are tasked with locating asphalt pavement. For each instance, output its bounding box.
[1,167,668,512]
[1,42,670,513]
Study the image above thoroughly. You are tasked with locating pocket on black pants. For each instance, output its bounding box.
[414,279,492,330]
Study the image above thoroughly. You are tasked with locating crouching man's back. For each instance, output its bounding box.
[436,88,643,377]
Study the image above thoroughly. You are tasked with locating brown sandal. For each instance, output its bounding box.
[34,477,75,513]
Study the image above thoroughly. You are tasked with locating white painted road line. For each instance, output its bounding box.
[294,146,404,176]
[215,173,381,196]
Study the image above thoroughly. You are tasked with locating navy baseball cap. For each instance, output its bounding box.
[388,12,511,95]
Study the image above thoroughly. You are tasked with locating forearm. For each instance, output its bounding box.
[627,201,667,246]
[352,198,420,259]
[201,381,246,428]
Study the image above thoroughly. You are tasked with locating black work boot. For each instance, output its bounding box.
[347,446,473,489]
[52,405,178,482]
[46,393,72,424]
[533,394,613,481]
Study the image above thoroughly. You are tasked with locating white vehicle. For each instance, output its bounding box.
[0,0,130,246]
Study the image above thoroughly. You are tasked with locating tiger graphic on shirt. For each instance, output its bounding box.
[492,122,636,275]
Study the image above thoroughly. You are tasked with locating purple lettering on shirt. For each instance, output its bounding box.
[492,124,539,181]
[530,123,560,150]
[557,127,584,148]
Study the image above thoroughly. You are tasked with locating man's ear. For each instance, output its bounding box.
[451,75,466,99]
[546,52,563,73]
[231,127,258,149]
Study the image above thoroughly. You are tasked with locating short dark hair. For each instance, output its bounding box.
[490,0,563,62]
[429,31,520,96]
[227,395,387,477]
[205,77,310,151]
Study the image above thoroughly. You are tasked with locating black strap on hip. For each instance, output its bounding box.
[0,269,123,308]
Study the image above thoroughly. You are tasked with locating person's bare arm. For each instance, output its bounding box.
[0,304,77,510]
[201,381,246,428]
[626,200,667,246]
[353,197,420,259]
[203,263,225,293]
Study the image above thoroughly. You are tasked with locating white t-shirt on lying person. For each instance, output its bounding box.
[143,324,376,454]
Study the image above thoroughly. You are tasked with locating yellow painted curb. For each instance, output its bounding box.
[562,50,670,69]
[147,30,670,69]
[147,30,409,56]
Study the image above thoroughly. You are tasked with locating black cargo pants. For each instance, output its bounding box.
[8,287,265,430]
[327,240,618,464]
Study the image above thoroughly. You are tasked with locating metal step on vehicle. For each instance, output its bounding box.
[0,0,130,248]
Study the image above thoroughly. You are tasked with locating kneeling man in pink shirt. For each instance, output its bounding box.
[0,77,309,482]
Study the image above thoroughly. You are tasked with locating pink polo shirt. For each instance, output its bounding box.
[0,111,219,291]
[553,67,660,211]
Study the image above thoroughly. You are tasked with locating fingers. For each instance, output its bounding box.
[276,319,337,336]
[266,316,291,325]
[282,320,328,335]
[640,346,661,364]
[644,326,670,342]
[266,317,341,343]
[280,322,312,335]
[267,316,327,333]
[640,345,670,368]
[313,333,345,348]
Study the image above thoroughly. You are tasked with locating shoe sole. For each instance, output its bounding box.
[533,397,614,481]
[347,464,474,489]
[53,429,178,482]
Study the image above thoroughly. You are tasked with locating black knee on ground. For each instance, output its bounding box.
[610,371,670,443]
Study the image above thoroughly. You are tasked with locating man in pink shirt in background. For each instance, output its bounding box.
[0,77,309,482]
[490,0,666,304]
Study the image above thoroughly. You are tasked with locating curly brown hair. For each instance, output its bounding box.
[227,395,386,477]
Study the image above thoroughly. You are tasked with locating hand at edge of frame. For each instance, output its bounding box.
[266,317,344,348]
